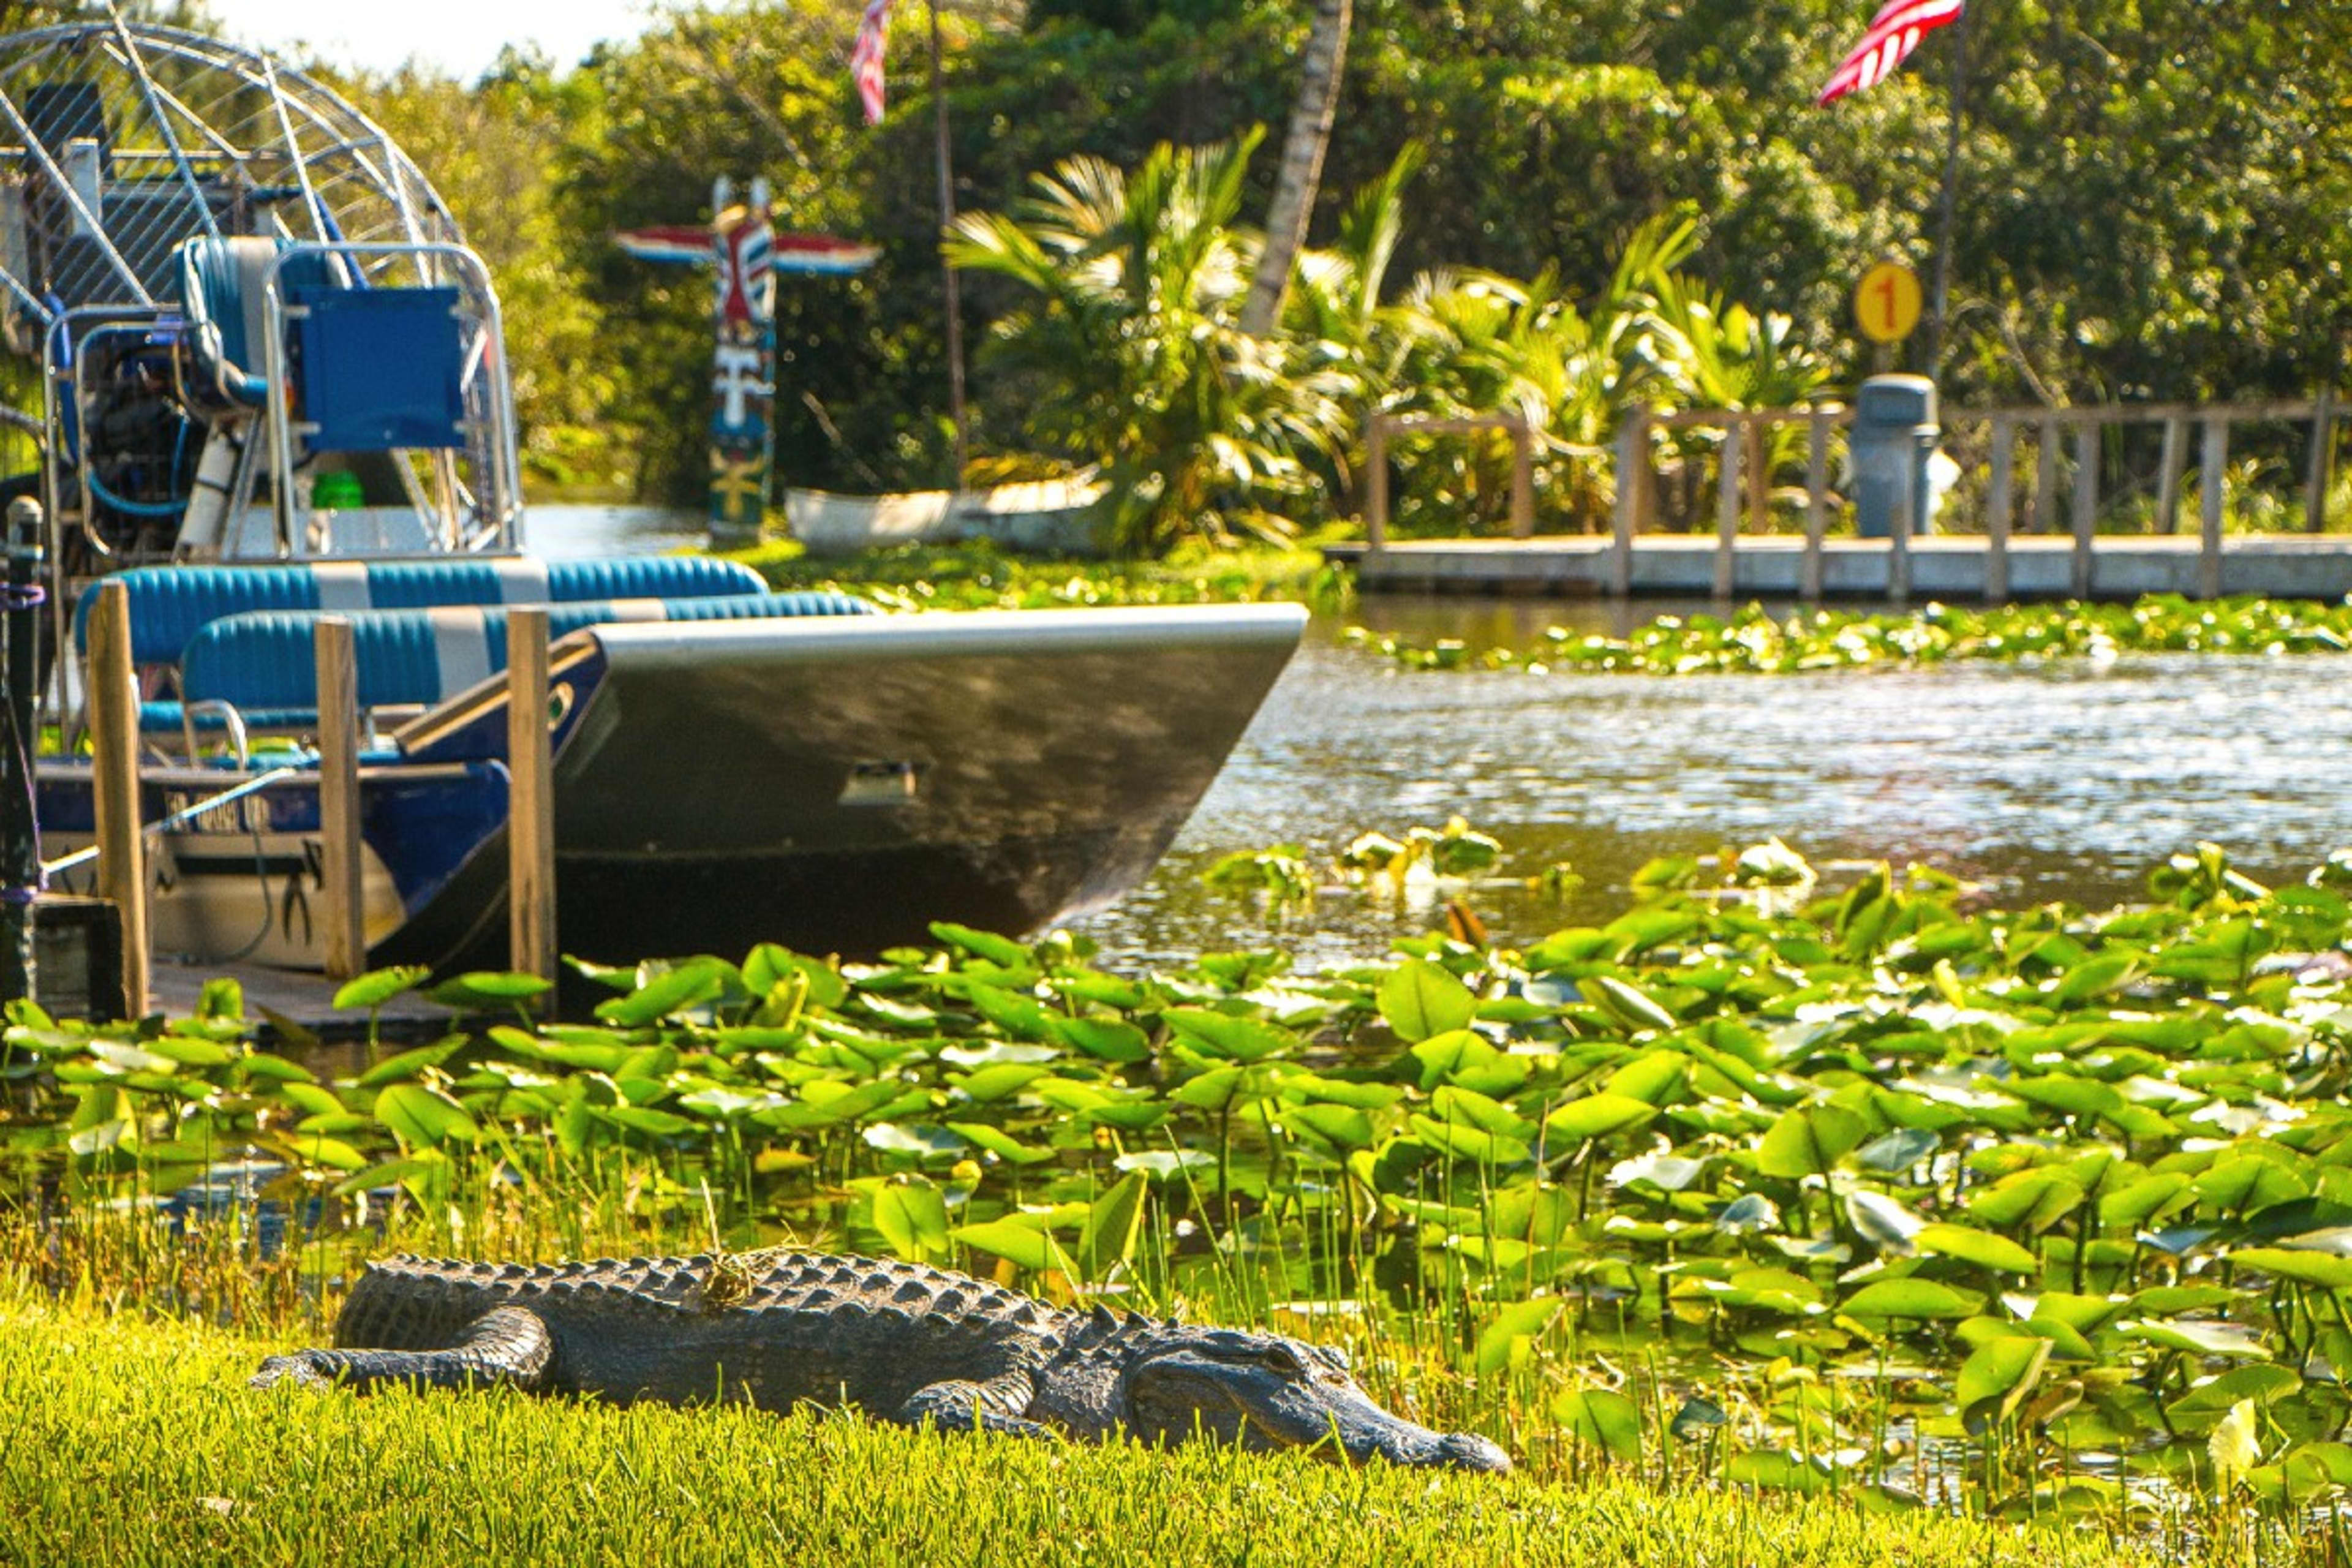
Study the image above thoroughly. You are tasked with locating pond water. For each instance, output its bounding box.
[526,506,2352,971]
[1071,594,2352,970]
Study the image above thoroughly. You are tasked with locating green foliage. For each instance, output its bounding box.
[1348,595,2352,674]
[948,133,1351,553]
[19,842,2352,1515]
[258,0,2351,517]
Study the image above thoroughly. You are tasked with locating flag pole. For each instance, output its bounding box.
[927,0,969,481]
[1923,0,1973,377]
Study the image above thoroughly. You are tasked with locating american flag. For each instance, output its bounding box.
[851,0,895,124]
[1817,0,1964,104]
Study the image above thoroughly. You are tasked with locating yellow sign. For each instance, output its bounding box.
[1855,260,1923,344]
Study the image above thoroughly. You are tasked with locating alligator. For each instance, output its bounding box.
[251,1250,1512,1472]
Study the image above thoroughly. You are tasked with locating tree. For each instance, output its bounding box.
[1238,0,1350,336]
[946,133,1349,553]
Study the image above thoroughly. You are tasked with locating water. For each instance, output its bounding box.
[1071,596,2352,969]
[526,502,704,560]
[523,509,2352,970]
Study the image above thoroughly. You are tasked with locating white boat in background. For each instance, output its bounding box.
[785,477,1106,556]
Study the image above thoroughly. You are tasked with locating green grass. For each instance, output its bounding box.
[720,536,1351,614]
[0,1292,2182,1568]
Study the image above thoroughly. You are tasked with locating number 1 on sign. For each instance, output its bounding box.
[1855,261,1921,345]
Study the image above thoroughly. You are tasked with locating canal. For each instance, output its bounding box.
[533,507,2352,971]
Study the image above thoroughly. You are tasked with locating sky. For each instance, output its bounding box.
[200,0,658,81]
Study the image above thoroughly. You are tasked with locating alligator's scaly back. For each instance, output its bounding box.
[254,1251,1509,1473]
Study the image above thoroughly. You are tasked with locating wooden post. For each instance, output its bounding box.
[1713,421,1742,600]
[1744,417,1768,536]
[2156,417,2187,535]
[2198,415,2228,601]
[1984,415,2013,604]
[2307,385,2337,533]
[1888,442,1912,606]
[1610,415,1643,598]
[2030,417,2059,534]
[1801,405,1829,603]
[1507,418,1534,538]
[2070,418,2098,598]
[1365,416,1389,553]
[507,607,557,991]
[315,617,365,981]
[86,580,146,1018]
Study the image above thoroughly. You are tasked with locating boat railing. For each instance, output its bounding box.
[256,239,522,560]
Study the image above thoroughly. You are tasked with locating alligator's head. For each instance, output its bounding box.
[1115,1325,1510,1473]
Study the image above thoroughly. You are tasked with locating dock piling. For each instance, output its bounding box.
[507,607,557,994]
[2198,415,2228,601]
[1983,417,2013,604]
[86,580,146,1018]
[1713,424,1743,600]
[1802,406,1828,603]
[2070,420,2098,598]
[2308,386,2337,534]
[315,616,364,981]
[1610,415,1644,598]
[1507,418,1534,538]
[2157,417,2187,535]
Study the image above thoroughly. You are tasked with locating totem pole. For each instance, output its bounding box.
[707,176,775,541]
[615,186,878,545]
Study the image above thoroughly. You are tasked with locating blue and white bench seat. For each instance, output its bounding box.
[155,590,873,731]
[77,556,771,668]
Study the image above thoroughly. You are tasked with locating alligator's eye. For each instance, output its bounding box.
[1261,1346,1305,1378]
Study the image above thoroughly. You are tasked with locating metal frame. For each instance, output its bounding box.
[255,240,522,559]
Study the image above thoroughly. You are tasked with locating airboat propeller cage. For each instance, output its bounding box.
[0,20,522,567]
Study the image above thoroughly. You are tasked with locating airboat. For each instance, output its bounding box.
[0,18,1303,976]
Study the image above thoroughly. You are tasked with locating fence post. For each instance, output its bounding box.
[2308,385,2337,534]
[1888,443,1912,606]
[1744,417,1768,535]
[1610,415,1644,598]
[2156,417,2187,535]
[1713,420,1742,600]
[2070,418,2098,598]
[507,607,557,993]
[87,579,146,1019]
[2198,415,2228,601]
[1364,417,1389,554]
[1508,419,1534,538]
[315,617,365,981]
[1802,405,1829,603]
[2030,417,2059,534]
[1984,415,2013,605]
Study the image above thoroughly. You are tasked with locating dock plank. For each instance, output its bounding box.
[1334,533,2352,600]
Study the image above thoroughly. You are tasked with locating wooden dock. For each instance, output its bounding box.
[1334,533,2352,601]
[148,958,448,1040]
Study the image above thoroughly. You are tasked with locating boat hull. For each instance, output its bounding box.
[59,605,1307,973]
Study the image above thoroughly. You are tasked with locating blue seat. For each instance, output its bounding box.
[178,236,337,409]
[288,283,466,450]
[75,556,773,666]
[172,591,873,722]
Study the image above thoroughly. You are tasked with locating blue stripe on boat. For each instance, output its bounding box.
[76,555,772,664]
[168,590,872,720]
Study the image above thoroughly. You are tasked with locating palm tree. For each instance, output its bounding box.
[946,134,1348,555]
[1238,0,1351,337]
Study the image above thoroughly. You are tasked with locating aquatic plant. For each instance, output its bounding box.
[729,538,1352,616]
[13,842,2352,1521]
[1346,596,2352,674]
